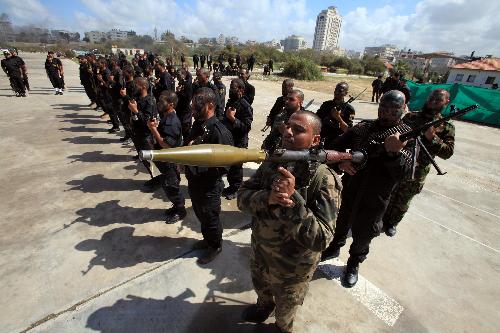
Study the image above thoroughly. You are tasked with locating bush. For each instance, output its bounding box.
[65,49,76,58]
[282,57,323,81]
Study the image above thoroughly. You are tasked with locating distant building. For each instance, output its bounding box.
[245,40,257,46]
[50,30,80,42]
[313,6,342,52]
[345,49,362,59]
[226,36,239,45]
[364,44,399,62]
[107,29,135,40]
[84,31,107,43]
[217,34,225,45]
[84,29,136,43]
[280,35,307,52]
[447,58,500,88]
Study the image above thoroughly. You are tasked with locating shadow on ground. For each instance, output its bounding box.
[75,226,197,274]
[85,289,276,333]
[68,151,133,163]
[63,136,121,145]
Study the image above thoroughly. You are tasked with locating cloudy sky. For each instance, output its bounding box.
[0,0,498,56]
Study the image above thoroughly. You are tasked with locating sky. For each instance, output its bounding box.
[0,0,499,56]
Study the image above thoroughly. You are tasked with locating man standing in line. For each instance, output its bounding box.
[185,87,233,264]
[238,68,255,105]
[383,89,455,236]
[321,90,414,288]
[371,75,383,103]
[316,82,355,149]
[221,78,253,200]
[2,50,26,97]
[45,51,64,95]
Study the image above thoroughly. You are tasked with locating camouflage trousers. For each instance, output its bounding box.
[383,178,425,227]
[250,251,311,332]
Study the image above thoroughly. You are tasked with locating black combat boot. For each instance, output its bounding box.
[197,244,222,265]
[343,259,359,288]
[320,244,340,261]
[385,225,397,237]
[165,206,187,224]
[242,303,275,323]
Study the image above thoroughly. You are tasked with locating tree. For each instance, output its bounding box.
[393,60,411,76]
[362,56,386,75]
[83,37,90,43]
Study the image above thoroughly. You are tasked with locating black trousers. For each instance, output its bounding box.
[227,164,243,189]
[9,75,25,94]
[23,75,30,90]
[188,178,224,248]
[372,89,381,103]
[326,197,380,266]
[48,74,63,89]
[83,82,96,103]
[104,101,120,129]
[155,162,185,209]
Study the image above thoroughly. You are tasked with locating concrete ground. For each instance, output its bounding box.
[0,52,499,333]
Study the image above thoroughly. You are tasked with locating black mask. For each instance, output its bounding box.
[229,90,238,100]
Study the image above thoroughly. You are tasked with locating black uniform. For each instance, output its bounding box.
[154,112,185,211]
[316,100,355,149]
[193,54,199,69]
[235,54,241,68]
[371,78,383,103]
[200,54,206,68]
[267,95,286,125]
[214,81,226,111]
[324,120,413,266]
[3,56,25,95]
[247,55,255,72]
[45,58,63,89]
[176,72,193,139]
[11,55,29,91]
[109,67,124,130]
[207,54,212,70]
[222,96,253,190]
[185,116,233,249]
[192,81,223,120]
[243,81,255,105]
[153,70,175,100]
[268,59,274,72]
[130,94,157,177]
[80,62,96,103]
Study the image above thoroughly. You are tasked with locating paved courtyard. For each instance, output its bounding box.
[0,53,499,333]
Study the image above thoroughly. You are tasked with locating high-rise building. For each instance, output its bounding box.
[313,6,342,52]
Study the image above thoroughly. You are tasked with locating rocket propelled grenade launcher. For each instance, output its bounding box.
[139,144,366,167]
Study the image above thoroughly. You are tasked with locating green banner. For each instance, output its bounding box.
[406,81,500,126]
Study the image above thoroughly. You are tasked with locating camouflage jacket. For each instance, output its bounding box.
[403,112,455,180]
[237,161,340,282]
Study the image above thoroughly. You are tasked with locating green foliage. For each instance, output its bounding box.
[282,57,323,81]
[64,49,76,58]
[393,60,411,76]
[362,55,386,75]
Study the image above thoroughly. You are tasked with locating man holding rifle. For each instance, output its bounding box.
[316,82,356,148]
[321,90,413,288]
[383,89,455,236]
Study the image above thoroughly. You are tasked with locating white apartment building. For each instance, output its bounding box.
[313,6,342,52]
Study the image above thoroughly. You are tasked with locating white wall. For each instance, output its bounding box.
[447,68,500,88]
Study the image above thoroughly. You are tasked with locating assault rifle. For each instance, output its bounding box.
[372,104,479,177]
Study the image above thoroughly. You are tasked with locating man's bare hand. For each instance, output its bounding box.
[330,107,342,121]
[268,167,296,207]
[226,107,236,122]
[339,161,357,175]
[128,100,138,113]
[424,124,443,141]
[384,132,406,153]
